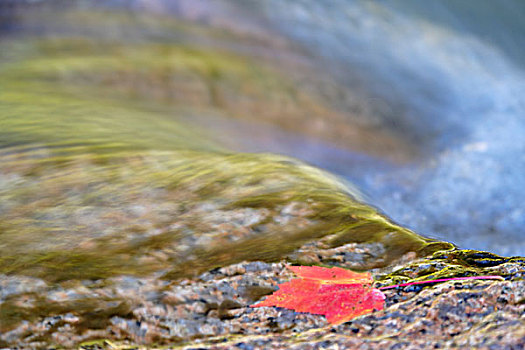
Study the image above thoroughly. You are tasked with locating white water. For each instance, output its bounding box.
[258,0,525,255]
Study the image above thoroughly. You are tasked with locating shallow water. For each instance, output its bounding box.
[166,0,525,255]
[1,0,524,258]
[254,0,525,255]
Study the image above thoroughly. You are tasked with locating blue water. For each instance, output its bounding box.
[107,0,525,255]
[254,0,525,255]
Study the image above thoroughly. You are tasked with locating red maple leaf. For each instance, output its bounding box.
[251,265,386,325]
[251,265,504,325]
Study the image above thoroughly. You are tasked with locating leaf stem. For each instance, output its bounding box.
[378,275,505,291]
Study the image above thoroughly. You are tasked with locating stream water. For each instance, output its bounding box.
[271,0,525,256]
[1,0,524,257]
[147,0,525,255]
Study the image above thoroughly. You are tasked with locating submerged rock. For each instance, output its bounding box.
[0,148,447,282]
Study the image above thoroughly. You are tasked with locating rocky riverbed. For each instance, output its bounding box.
[1,246,523,349]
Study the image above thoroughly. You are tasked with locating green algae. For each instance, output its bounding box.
[79,339,142,350]
[377,249,524,287]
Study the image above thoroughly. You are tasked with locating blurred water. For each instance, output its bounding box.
[255,0,525,255]
[2,0,524,256]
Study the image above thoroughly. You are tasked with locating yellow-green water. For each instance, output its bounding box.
[0,10,452,285]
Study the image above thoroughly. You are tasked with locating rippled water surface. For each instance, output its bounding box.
[1,0,524,257]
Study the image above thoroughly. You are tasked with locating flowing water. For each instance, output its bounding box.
[1,0,524,273]
[165,0,525,255]
[255,0,525,255]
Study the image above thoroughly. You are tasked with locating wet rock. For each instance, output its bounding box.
[0,252,523,348]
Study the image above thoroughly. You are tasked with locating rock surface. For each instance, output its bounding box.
[1,250,523,349]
